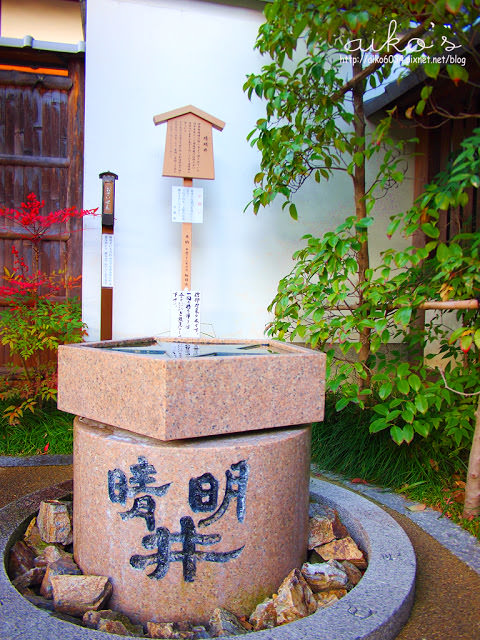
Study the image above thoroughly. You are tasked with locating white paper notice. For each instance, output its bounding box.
[172,186,203,223]
[101,234,114,288]
[170,290,201,338]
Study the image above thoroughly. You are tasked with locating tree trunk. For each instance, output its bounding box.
[463,396,480,518]
[351,59,370,391]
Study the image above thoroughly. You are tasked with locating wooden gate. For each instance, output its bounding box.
[0,53,85,367]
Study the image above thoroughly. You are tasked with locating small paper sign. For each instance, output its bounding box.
[171,290,201,338]
[172,186,203,223]
[101,234,114,288]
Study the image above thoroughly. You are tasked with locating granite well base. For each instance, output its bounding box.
[73,417,311,625]
[0,475,415,640]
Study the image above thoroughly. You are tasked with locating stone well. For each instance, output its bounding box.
[57,337,326,625]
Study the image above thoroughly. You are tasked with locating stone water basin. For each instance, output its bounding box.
[57,337,326,441]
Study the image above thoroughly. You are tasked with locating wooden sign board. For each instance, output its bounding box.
[163,114,214,179]
[154,105,225,180]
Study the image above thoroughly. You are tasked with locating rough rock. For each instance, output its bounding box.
[34,545,71,567]
[11,566,45,591]
[314,589,347,608]
[51,574,112,617]
[209,607,248,637]
[314,536,367,568]
[237,617,253,632]
[23,518,49,555]
[40,556,82,598]
[308,506,349,540]
[36,500,73,545]
[308,515,336,548]
[341,560,363,586]
[249,597,277,631]
[190,627,211,639]
[82,609,138,630]
[273,568,317,624]
[146,622,176,638]
[301,560,348,592]
[97,619,138,636]
[146,621,210,639]
[8,541,36,578]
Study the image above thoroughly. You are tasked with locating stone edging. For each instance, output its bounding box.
[317,469,480,576]
[0,477,415,640]
[0,455,73,467]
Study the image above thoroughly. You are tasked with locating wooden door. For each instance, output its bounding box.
[0,55,85,367]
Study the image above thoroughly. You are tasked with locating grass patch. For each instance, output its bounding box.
[0,400,74,456]
[313,394,480,540]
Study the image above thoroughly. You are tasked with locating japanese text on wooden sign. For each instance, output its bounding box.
[101,234,114,288]
[103,182,114,214]
[170,290,200,338]
[108,456,249,582]
[172,186,203,223]
[163,115,214,180]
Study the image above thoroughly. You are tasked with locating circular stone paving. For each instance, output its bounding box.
[0,477,416,640]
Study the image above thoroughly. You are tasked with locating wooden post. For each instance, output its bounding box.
[99,171,118,340]
[153,106,225,336]
[181,177,193,290]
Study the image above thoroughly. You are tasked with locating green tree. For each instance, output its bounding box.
[245,2,480,513]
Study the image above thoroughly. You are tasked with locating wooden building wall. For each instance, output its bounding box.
[415,117,479,241]
[0,53,85,367]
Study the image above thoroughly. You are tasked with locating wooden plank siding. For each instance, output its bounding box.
[0,56,85,367]
[415,117,479,244]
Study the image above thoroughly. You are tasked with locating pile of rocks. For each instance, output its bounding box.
[8,498,367,638]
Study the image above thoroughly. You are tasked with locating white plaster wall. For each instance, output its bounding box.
[83,0,414,341]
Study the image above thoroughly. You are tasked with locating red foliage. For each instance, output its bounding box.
[0,194,97,304]
[0,193,97,244]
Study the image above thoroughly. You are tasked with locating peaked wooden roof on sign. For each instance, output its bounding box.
[153,105,225,131]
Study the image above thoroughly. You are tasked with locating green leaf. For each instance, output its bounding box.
[379,382,393,400]
[421,222,439,238]
[460,334,473,353]
[413,421,430,437]
[435,193,451,210]
[355,217,373,229]
[396,378,410,395]
[408,374,421,392]
[289,203,298,220]
[353,151,363,166]
[390,426,405,445]
[311,64,323,80]
[449,327,467,344]
[420,85,433,101]
[446,0,463,12]
[446,64,468,85]
[474,329,480,350]
[370,418,388,433]
[335,397,350,411]
[394,307,412,327]
[403,423,414,444]
[436,243,449,261]
[415,100,426,116]
[373,404,389,416]
[415,395,428,414]
[344,12,359,31]
[423,63,440,79]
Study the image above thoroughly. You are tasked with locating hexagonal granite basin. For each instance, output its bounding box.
[58,337,326,441]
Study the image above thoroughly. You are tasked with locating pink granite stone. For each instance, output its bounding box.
[57,338,325,441]
[73,417,310,625]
